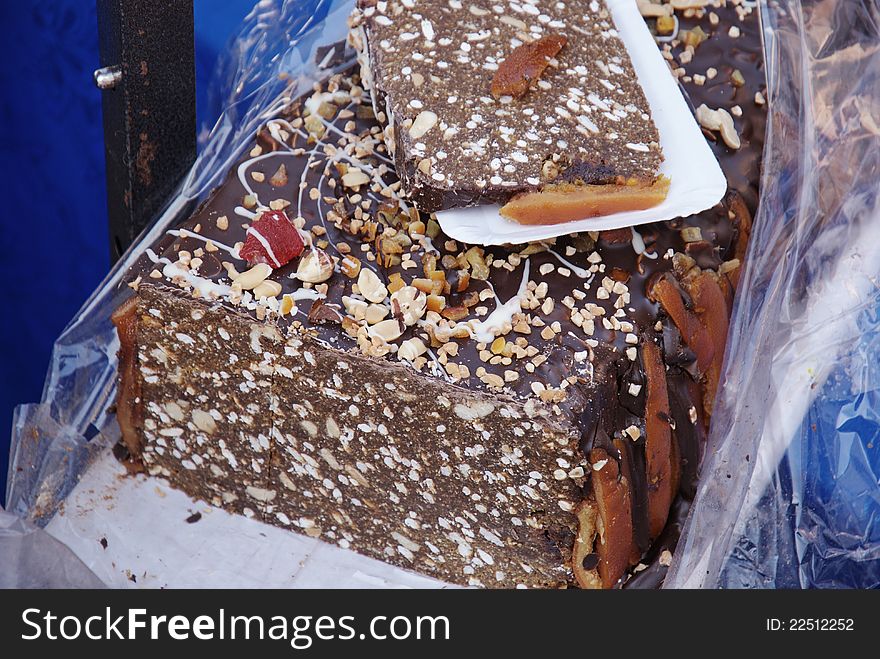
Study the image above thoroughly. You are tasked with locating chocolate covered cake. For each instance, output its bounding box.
[113,0,766,588]
[350,0,670,223]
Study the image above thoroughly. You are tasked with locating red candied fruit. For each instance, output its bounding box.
[238,210,305,268]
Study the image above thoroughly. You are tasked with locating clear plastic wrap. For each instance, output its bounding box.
[666,0,880,589]
[6,0,357,524]
[0,508,105,588]
[4,0,879,588]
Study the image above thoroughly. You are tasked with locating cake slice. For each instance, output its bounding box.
[113,3,766,588]
[349,0,668,223]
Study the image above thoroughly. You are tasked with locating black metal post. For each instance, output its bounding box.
[95,0,196,263]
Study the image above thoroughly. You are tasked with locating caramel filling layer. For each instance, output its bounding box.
[500,177,670,225]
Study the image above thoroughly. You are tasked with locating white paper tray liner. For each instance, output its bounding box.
[435,0,727,246]
[46,451,455,589]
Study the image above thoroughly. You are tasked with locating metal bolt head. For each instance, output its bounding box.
[94,66,122,90]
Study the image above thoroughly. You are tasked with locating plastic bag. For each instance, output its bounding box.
[665,0,880,589]
[5,0,879,588]
[6,0,357,525]
[0,506,105,588]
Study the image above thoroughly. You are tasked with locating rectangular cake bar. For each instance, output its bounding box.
[350,0,668,222]
[113,2,766,588]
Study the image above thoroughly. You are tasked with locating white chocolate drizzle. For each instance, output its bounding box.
[287,287,325,301]
[146,249,231,299]
[234,206,260,220]
[167,229,240,259]
[545,247,591,278]
[631,227,658,259]
[470,258,531,343]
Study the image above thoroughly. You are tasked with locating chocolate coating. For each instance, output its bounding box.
[124,3,766,587]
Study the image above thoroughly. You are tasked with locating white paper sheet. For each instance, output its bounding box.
[45,450,455,589]
[436,0,727,246]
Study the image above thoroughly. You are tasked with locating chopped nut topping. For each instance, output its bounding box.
[269,163,289,187]
[370,318,404,342]
[128,4,769,589]
[296,248,334,283]
[391,286,427,326]
[357,268,389,303]
[409,110,438,139]
[398,337,428,361]
[696,104,741,149]
[233,263,272,290]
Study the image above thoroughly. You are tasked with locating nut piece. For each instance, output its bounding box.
[390,286,427,326]
[269,163,289,187]
[409,110,438,139]
[671,0,710,9]
[357,268,388,303]
[491,34,567,99]
[296,247,334,283]
[340,254,362,278]
[234,263,272,290]
[398,337,428,361]
[464,246,491,280]
[191,409,217,435]
[253,280,282,298]
[681,226,703,243]
[342,296,369,321]
[342,295,370,321]
[637,0,671,17]
[369,318,404,342]
[695,104,741,149]
[365,303,390,325]
[341,169,371,188]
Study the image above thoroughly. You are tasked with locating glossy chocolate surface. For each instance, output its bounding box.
[127,2,766,586]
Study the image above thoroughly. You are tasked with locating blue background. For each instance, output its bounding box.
[0,1,256,503]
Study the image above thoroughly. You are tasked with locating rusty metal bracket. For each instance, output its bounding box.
[95,0,196,263]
